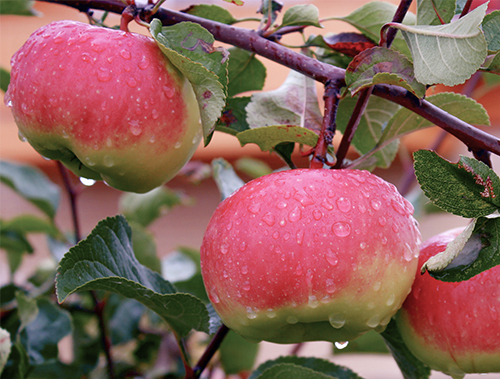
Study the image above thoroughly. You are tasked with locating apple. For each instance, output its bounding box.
[200,168,421,344]
[396,228,500,378]
[5,20,201,193]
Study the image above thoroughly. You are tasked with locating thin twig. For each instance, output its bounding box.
[190,324,230,379]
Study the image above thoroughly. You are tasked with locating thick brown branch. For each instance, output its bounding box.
[37,0,500,157]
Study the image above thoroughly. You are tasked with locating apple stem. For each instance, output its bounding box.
[459,0,474,18]
[120,4,135,32]
[190,324,230,379]
[310,80,341,169]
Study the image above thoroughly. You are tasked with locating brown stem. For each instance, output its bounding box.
[460,0,474,18]
[56,162,81,243]
[190,324,230,379]
[310,80,341,168]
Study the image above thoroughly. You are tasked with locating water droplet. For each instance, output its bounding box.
[149,135,156,143]
[276,201,287,210]
[327,190,335,198]
[103,155,114,167]
[129,120,142,135]
[241,265,248,274]
[163,85,175,98]
[386,293,396,306]
[326,249,339,266]
[80,177,96,186]
[126,77,138,88]
[150,109,159,120]
[239,241,247,252]
[272,231,280,240]
[308,295,319,308]
[391,198,407,215]
[138,57,150,70]
[404,242,414,262]
[209,286,220,304]
[266,309,276,318]
[336,197,351,213]
[53,36,64,44]
[17,130,27,142]
[246,307,257,319]
[367,314,381,328]
[220,243,229,254]
[321,199,333,210]
[81,52,91,63]
[370,199,382,211]
[329,314,346,329]
[378,216,387,226]
[312,209,323,220]
[392,224,400,233]
[286,315,298,324]
[332,222,351,237]
[279,219,286,227]
[274,179,286,187]
[373,281,381,292]
[296,230,304,245]
[359,242,367,250]
[97,67,111,82]
[5,99,13,108]
[288,206,302,222]
[334,341,349,349]
[120,49,131,60]
[242,282,251,291]
[262,212,276,226]
[174,141,183,149]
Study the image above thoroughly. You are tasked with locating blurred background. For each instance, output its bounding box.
[1,1,499,378]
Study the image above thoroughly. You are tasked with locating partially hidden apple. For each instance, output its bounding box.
[5,20,201,193]
[396,228,500,378]
[200,169,421,344]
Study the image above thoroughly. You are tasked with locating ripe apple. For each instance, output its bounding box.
[396,228,500,378]
[5,20,201,193]
[200,169,421,344]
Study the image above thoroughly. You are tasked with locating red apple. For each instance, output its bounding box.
[5,20,201,193]
[200,169,421,344]
[396,228,500,378]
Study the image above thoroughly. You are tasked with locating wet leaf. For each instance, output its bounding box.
[281,4,321,28]
[237,125,318,152]
[227,48,266,97]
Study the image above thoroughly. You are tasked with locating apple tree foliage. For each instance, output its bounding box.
[1,0,500,378]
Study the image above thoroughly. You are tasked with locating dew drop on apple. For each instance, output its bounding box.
[329,314,346,329]
[126,77,138,88]
[321,199,333,211]
[79,177,96,186]
[266,309,276,318]
[334,341,349,349]
[239,241,247,252]
[276,201,287,210]
[149,135,156,143]
[84,157,95,166]
[288,206,302,222]
[325,248,339,266]
[220,243,229,254]
[248,202,261,214]
[174,141,182,149]
[128,120,142,136]
[378,216,387,226]
[97,67,111,82]
[296,229,304,245]
[366,314,381,328]
[103,155,114,167]
[262,212,276,226]
[138,57,150,70]
[120,49,131,60]
[325,278,336,293]
[308,295,319,308]
[209,286,220,304]
[403,242,414,262]
[313,209,323,220]
[373,281,381,292]
[370,199,382,211]
[163,85,175,99]
[332,222,351,237]
[336,197,351,213]
[242,282,251,291]
[17,130,27,142]
[286,315,299,324]
[151,109,159,120]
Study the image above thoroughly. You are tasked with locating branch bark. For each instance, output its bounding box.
[38,0,500,157]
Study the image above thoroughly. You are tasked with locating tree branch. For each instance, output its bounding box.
[38,0,500,158]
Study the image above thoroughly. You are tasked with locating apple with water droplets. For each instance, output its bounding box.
[5,20,201,193]
[200,168,421,344]
[396,228,500,378]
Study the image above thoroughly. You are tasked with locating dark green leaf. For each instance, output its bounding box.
[108,297,145,345]
[119,186,192,228]
[184,4,237,24]
[1,341,30,379]
[428,216,500,281]
[56,216,209,336]
[237,125,319,152]
[381,319,431,379]
[235,157,273,178]
[345,47,426,98]
[483,10,500,52]
[129,221,161,273]
[482,52,500,74]
[414,150,500,217]
[0,68,10,93]
[15,292,38,333]
[0,161,60,219]
[250,356,364,379]
[19,298,72,365]
[0,0,38,16]
[215,97,251,135]
[150,20,227,143]
[416,0,456,25]
[70,311,99,374]
[274,142,296,169]
[219,330,259,375]
[281,4,321,27]
[211,158,245,201]
[227,48,266,97]
[1,215,61,238]
[0,228,33,255]
[1,284,22,307]
[28,362,86,379]
[133,333,162,364]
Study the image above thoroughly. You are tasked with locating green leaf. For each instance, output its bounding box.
[0,68,10,93]
[250,356,364,379]
[281,4,321,28]
[56,215,209,337]
[414,150,500,217]
[19,298,72,365]
[246,69,323,133]
[150,20,227,143]
[2,215,61,238]
[482,10,500,52]
[129,221,161,273]
[350,92,490,168]
[416,0,456,25]
[1,341,30,379]
[0,328,11,376]
[107,296,145,345]
[237,125,319,152]
[0,0,38,16]
[345,47,426,98]
[333,330,389,354]
[216,97,251,135]
[119,186,192,228]
[184,4,237,24]
[336,95,401,170]
[15,292,38,333]
[219,330,259,375]
[235,157,273,178]
[29,361,86,379]
[482,51,500,74]
[211,158,245,201]
[0,161,60,219]
[227,48,266,97]
[389,4,488,85]
[381,319,431,379]
[162,247,208,303]
[425,216,500,282]
[333,2,416,57]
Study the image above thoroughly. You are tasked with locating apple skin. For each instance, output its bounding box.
[200,169,421,344]
[396,228,500,378]
[5,20,201,193]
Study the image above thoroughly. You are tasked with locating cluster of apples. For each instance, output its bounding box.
[6,20,500,378]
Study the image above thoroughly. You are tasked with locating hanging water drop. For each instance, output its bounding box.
[334,341,349,349]
[329,314,346,329]
[80,177,96,186]
[336,197,351,213]
[332,222,351,237]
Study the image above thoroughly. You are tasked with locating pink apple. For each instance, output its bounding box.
[396,228,500,377]
[5,20,201,193]
[200,169,421,344]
